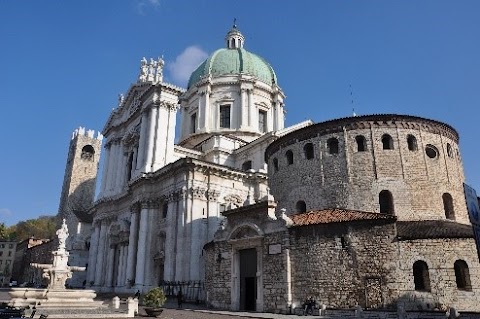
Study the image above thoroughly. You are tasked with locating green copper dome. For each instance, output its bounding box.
[187,26,277,89]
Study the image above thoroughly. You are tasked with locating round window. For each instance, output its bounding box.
[425,144,438,159]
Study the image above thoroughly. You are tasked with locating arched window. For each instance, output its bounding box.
[296,200,306,213]
[272,158,279,172]
[327,138,339,154]
[443,193,455,220]
[286,150,293,165]
[454,260,472,291]
[304,143,314,160]
[382,134,394,150]
[413,260,431,291]
[447,143,453,158]
[379,190,394,214]
[81,145,95,161]
[407,135,418,151]
[242,160,252,171]
[356,135,367,152]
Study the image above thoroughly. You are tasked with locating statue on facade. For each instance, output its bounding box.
[138,57,148,82]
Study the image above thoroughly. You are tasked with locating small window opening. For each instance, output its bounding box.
[162,203,168,219]
[382,134,394,150]
[272,158,279,172]
[379,190,394,214]
[259,110,267,133]
[454,260,472,291]
[220,105,231,128]
[425,144,438,159]
[340,236,347,249]
[242,160,252,171]
[304,143,314,160]
[286,150,294,165]
[447,143,453,158]
[443,193,455,220]
[413,260,431,291]
[127,152,134,181]
[191,113,197,134]
[356,135,367,152]
[327,138,339,154]
[81,145,95,161]
[407,135,418,151]
[296,200,306,213]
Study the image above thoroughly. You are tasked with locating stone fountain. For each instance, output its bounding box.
[7,220,103,309]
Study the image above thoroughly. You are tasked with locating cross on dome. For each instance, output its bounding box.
[225,19,244,49]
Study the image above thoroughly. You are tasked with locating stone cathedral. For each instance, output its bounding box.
[58,24,480,313]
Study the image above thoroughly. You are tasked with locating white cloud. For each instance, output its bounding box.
[136,0,161,15]
[167,46,208,86]
[0,208,12,218]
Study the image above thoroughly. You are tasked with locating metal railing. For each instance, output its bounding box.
[158,280,205,304]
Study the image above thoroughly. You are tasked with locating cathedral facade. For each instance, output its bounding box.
[58,25,480,312]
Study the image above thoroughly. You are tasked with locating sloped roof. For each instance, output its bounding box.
[396,220,474,240]
[290,209,396,227]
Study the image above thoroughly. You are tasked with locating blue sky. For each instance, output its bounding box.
[1,0,479,226]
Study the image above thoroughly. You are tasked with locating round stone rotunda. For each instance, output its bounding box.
[205,114,479,313]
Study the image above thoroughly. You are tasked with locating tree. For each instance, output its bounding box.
[7,216,58,242]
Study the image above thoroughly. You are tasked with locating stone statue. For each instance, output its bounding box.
[56,219,69,251]
[139,57,148,82]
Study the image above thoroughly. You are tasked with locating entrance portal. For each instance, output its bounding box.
[239,248,257,311]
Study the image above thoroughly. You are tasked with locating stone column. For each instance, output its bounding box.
[121,245,128,286]
[116,245,124,287]
[125,210,139,286]
[175,189,187,281]
[163,196,176,281]
[144,106,158,172]
[135,203,150,287]
[136,110,148,172]
[105,244,115,287]
[100,144,111,196]
[248,89,253,128]
[94,221,107,286]
[143,206,156,288]
[107,141,119,193]
[86,222,100,285]
[204,90,210,131]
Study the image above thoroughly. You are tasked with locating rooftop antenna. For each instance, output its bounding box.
[350,83,357,117]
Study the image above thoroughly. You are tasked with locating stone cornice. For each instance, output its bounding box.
[266,114,459,159]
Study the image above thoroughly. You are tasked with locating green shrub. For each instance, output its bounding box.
[143,287,167,308]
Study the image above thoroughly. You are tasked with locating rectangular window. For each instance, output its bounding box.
[0,244,4,248]
[8,244,12,249]
[191,113,197,134]
[219,203,227,213]
[259,110,267,133]
[0,251,3,256]
[220,105,231,128]
[8,251,11,257]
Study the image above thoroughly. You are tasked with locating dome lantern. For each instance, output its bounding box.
[225,20,244,49]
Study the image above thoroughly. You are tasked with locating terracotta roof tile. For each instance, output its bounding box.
[290,209,395,226]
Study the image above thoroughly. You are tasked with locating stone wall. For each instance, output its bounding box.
[393,238,480,311]
[267,115,469,225]
[204,240,232,309]
[288,220,397,309]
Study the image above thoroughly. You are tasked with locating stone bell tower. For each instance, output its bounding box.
[57,127,103,287]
